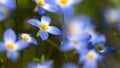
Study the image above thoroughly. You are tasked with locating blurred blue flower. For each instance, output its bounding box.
[33,0,60,14]
[45,0,83,20]
[0,28,29,61]
[66,15,95,36]
[60,34,90,54]
[19,33,38,46]
[103,8,120,29]
[89,34,115,54]
[0,0,16,21]
[63,63,79,68]
[27,60,53,68]
[79,50,104,68]
[27,16,61,40]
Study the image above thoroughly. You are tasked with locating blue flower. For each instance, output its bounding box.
[33,0,60,14]
[27,60,53,68]
[19,33,38,46]
[45,0,83,20]
[0,0,16,21]
[63,63,78,68]
[27,16,61,40]
[66,15,95,36]
[89,34,115,54]
[60,34,90,54]
[79,50,104,68]
[103,8,120,29]
[0,28,29,61]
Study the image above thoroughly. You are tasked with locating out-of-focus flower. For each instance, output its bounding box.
[19,33,38,46]
[27,60,53,68]
[103,8,120,29]
[60,34,90,54]
[66,16,95,36]
[27,16,61,40]
[33,0,60,14]
[45,0,83,21]
[89,34,115,54]
[80,50,104,68]
[0,0,16,21]
[62,63,79,68]
[0,28,29,61]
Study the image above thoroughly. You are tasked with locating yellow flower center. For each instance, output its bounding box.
[6,43,15,50]
[68,25,78,35]
[59,0,69,5]
[36,0,46,7]
[40,23,49,31]
[87,53,96,60]
[21,35,31,42]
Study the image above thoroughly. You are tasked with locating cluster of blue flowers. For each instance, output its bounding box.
[0,0,116,68]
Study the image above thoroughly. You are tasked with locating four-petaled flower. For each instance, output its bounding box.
[19,33,38,46]
[0,28,29,61]
[27,16,61,40]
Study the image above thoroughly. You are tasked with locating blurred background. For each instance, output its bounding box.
[0,0,120,68]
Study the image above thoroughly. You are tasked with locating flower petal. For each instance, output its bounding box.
[0,13,5,21]
[0,42,6,51]
[60,41,73,51]
[63,63,78,68]
[16,40,29,50]
[7,51,19,62]
[105,46,115,54]
[27,19,40,28]
[4,28,16,43]
[36,4,46,15]
[83,60,97,68]
[62,6,74,23]
[0,0,16,9]
[43,4,60,13]
[39,29,49,40]
[31,37,38,46]
[48,26,61,35]
[41,16,51,25]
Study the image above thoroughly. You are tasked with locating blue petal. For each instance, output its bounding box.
[62,6,74,23]
[31,37,38,46]
[7,51,19,62]
[71,0,83,4]
[16,40,29,50]
[43,4,60,13]
[63,63,78,68]
[60,41,73,51]
[4,28,16,43]
[48,26,61,35]
[36,4,46,15]
[83,60,97,68]
[41,16,51,25]
[41,60,53,68]
[105,46,115,54]
[27,19,40,28]
[0,13,5,21]
[27,62,37,68]
[0,42,6,51]
[39,29,49,40]
[0,0,16,9]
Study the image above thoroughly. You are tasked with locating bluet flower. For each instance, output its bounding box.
[80,50,104,68]
[27,60,53,68]
[60,34,90,54]
[33,0,59,14]
[27,16,61,40]
[0,28,29,61]
[19,33,38,46]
